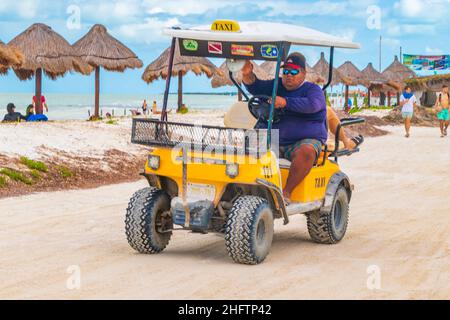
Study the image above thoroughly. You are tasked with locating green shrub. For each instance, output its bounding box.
[0,175,7,188]
[30,169,41,181]
[0,168,33,185]
[353,93,358,109]
[58,166,74,179]
[106,119,118,125]
[20,157,48,173]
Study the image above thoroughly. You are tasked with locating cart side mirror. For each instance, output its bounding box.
[226,59,246,73]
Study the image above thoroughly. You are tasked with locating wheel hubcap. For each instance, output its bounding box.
[333,201,343,230]
[256,219,266,245]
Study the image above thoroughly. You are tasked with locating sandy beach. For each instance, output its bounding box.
[0,124,449,299]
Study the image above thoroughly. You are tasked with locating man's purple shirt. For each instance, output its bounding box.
[244,78,328,146]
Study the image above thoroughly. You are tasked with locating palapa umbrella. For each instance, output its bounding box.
[259,61,325,84]
[142,41,221,112]
[0,40,24,74]
[382,56,416,105]
[211,61,270,100]
[73,24,143,118]
[312,52,350,87]
[8,23,90,114]
[361,63,387,107]
[337,61,364,110]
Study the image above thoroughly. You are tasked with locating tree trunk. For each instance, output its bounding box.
[238,90,243,102]
[177,71,183,112]
[95,66,100,117]
[35,68,42,114]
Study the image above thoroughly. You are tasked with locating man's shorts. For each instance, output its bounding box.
[402,111,413,119]
[437,109,449,121]
[279,139,323,162]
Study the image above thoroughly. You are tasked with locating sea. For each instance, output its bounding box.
[0,92,369,121]
[0,93,238,120]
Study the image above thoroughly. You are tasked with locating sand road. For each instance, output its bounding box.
[0,126,449,299]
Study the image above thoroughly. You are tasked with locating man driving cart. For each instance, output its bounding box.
[242,53,327,203]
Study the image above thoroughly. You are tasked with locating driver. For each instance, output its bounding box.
[242,52,327,203]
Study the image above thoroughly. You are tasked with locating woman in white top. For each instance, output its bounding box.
[399,86,417,138]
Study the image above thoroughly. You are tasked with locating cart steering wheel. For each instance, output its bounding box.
[248,95,283,128]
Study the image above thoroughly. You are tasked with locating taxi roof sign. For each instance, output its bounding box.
[211,20,241,32]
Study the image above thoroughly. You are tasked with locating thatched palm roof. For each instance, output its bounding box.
[211,61,270,88]
[361,63,386,88]
[312,52,351,86]
[8,23,91,80]
[0,40,24,74]
[259,61,325,84]
[405,74,450,92]
[73,24,143,71]
[382,56,416,91]
[142,42,221,83]
[337,61,364,86]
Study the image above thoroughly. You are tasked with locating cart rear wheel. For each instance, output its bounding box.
[225,196,274,265]
[125,187,173,254]
[307,186,349,244]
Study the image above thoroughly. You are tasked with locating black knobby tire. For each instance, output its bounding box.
[307,186,349,244]
[125,187,173,254]
[225,196,274,265]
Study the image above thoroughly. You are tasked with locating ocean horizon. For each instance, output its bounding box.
[0,92,239,120]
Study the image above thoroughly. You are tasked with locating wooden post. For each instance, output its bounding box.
[35,68,42,114]
[95,66,100,118]
[344,85,349,112]
[397,92,400,105]
[178,71,183,112]
[368,88,371,107]
[388,91,391,107]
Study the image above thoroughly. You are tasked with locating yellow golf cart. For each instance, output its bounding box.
[126,20,364,264]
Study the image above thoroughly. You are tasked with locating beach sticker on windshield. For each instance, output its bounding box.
[183,39,198,51]
[231,44,254,57]
[208,42,223,55]
[261,45,279,59]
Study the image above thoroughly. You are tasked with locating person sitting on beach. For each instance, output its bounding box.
[32,95,48,114]
[25,104,48,122]
[25,104,34,119]
[435,85,449,138]
[242,52,327,203]
[2,103,27,122]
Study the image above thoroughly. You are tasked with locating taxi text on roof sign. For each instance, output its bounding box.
[211,20,241,32]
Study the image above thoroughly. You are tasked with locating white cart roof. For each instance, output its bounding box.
[164,21,360,49]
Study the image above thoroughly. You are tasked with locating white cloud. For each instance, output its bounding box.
[425,46,443,54]
[386,22,436,37]
[115,17,180,44]
[393,0,450,20]
[0,0,40,19]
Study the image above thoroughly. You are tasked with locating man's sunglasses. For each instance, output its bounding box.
[282,69,300,76]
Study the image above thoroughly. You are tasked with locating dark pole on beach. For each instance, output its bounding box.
[35,68,42,114]
[178,70,183,112]
[95,66,100,118]
[344,84,349,112]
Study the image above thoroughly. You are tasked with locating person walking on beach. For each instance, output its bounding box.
[399,86,417,138]
[142,100,148,115]
[32,94,48,114]
[435,85,449,138]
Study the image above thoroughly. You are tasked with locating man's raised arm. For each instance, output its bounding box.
[242,60,274,96]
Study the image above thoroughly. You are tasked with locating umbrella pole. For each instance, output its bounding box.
[368,88,371,107]
[95,66,100,118]
[35,68,42,114]
[388,91,391,107]
[238,90,243,101]
[178,71,182,112]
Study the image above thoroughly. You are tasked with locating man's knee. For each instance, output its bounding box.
[292,145,316,164]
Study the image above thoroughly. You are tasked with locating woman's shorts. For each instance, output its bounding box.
[402,112,413,119]
[437,109,449,121]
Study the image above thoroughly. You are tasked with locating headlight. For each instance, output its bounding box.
[148,155,160,170]
[226,163,239,179]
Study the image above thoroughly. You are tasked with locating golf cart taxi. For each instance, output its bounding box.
[126,20,364,265]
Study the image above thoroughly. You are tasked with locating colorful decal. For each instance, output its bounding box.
[231,44,254,57]
[261,45,279,59]
[403,54,450,71]
[183,39,198,51]
[211,20,241,32]
[208,42,223,55]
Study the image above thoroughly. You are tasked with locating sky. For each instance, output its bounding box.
[0,0,449,94]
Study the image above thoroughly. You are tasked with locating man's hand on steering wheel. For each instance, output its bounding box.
[268,96,287,109]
